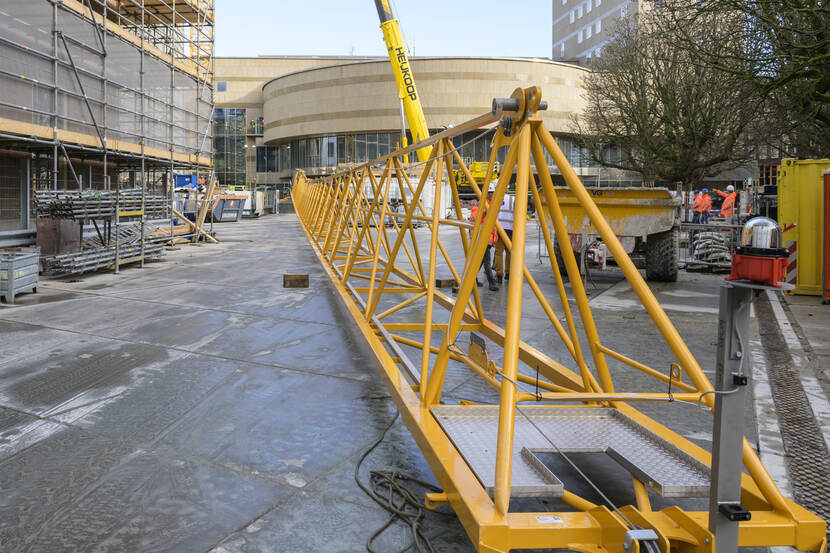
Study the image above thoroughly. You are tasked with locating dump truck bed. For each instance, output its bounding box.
[551,186,680,237]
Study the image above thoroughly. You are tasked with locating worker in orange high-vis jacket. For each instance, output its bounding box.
[702,191,713,223]
[469,182,499,291]
[717,184,737,223]
[692,191,704,223]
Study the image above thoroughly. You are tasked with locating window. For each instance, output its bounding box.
[594,47,601,58]
[577,5,582,17]
[560,43,565,56]
[367,133,378,160]
[326,136,337,166]
[344,135,355,162]
[586,0,591,12]
[216,81,227,92]
[578,30,583,43]
[337,135,345,164]
[355,134,366,161]
[596,19,601,33]
[596,0,601,5]
[586,26,592,38]
[562,0,567,4]
[570,10,575,22]
[378,133,390,158]
[256,146,267,172]
[212,108,245,185]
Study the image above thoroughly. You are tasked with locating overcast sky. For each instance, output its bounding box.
[215,0,552,58]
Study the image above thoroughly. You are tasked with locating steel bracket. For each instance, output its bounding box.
[623,529,659,551]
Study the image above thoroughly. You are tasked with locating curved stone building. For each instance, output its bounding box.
[214,55,619,188]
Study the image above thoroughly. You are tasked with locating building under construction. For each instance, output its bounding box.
[0,0,214,251]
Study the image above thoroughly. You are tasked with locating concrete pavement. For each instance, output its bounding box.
[0,214,824,552]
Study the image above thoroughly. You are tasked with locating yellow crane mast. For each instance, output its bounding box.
[373,0,431,162]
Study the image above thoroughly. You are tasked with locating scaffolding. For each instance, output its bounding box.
[0,0,214,267]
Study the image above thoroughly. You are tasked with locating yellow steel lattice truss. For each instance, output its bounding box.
[291,87,826,553]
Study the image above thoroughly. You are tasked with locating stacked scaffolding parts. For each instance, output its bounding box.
[35,189,169,220]
[291,87,826,553]
[0,0,214,265]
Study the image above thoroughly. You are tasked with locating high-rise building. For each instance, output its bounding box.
[552,0,638,64]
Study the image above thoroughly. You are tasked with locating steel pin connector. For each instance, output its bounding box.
[492,97,548,117]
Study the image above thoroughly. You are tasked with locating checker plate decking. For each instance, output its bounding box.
[431,406,711,498]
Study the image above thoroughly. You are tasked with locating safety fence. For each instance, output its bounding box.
[680,223,743,271]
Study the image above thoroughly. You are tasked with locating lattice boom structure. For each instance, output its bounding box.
[291,87,826,553]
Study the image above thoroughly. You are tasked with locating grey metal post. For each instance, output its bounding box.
[20,157,30,231]
[52,0,59,191]
[708,282,753,553]
[139,0,145,268]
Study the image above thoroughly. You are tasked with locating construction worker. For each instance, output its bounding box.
[494,188,515,283]
[700,188,712,224]
[692,191,704,224]
[469,183,499,291]
[717,184,737,223]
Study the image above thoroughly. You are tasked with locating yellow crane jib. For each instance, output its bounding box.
[374,0,431,162]
[290,86,826,553]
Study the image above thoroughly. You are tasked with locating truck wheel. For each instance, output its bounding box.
[553,240,581,276]
[646,227,679,282]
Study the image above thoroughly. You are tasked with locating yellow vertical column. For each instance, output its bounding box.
[420,140,444,400]
[493,123,531,516]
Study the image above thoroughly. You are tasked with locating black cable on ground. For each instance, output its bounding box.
[354,413,449,553]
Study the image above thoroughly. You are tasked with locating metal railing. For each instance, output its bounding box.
[681,223,743,271]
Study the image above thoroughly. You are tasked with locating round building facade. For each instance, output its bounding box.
[257,57,594,181]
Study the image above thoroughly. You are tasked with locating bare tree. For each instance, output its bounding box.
[658,0,830,158]
[575,10,766,188]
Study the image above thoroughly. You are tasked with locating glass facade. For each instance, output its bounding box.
[450,130,599,170]
[245,129,601,178]
[213,108,246,186]
[272,132,404,172]
[256,146,278,173]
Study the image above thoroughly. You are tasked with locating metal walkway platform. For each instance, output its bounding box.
[432,406,711,498]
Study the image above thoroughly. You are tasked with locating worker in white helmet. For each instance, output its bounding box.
[494,182,515,284]
[717,184,737,224]
[468,182,499,291]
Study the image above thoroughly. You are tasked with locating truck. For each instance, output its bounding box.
[546,187,681,282]
[453,161,499,198]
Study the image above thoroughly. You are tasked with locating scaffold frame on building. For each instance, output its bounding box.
[0,0,214,257]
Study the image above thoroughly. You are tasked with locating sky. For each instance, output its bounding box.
[214,0,552,59]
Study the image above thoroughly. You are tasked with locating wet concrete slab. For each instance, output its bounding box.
[0,425,288,553]
[153,366,393,486]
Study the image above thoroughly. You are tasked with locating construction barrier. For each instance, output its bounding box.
[778,158,830,295]
[824,170,830,304]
